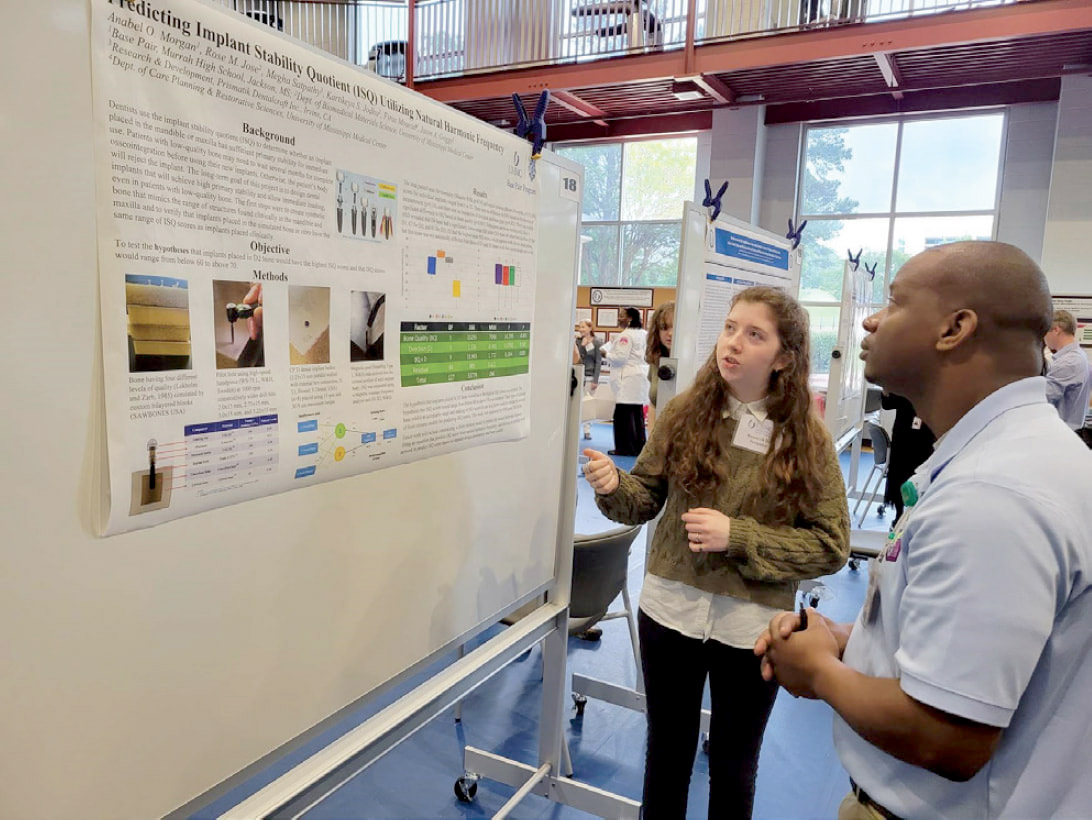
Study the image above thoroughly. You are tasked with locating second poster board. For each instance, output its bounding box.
[672,206,802,392]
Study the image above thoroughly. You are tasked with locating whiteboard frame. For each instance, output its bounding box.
[1,1,590,816]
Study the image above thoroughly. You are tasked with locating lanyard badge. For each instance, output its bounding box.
[863,479,921,623]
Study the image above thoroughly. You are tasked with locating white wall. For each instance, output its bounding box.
[1042,75,1092,294]
[758,122,803,236]
[706,106,769,224]
[996,102,1058,265]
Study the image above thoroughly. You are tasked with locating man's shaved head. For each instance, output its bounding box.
[860,241,1052,407]
[909,241,1052,345]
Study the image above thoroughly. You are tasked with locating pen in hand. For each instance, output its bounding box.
[794,603,808,632]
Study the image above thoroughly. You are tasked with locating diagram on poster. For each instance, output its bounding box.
[91,0,540,534]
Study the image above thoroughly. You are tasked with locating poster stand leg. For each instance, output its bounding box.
[458,366,641,818]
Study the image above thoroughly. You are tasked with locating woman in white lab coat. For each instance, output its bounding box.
[606,306,650,455]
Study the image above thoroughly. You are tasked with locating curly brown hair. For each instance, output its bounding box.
[645,301,675,365]
[658,287,830,523]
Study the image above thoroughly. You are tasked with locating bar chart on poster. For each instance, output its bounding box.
[401,243,533,321]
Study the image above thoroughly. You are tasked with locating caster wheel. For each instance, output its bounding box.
[572,693,587,716]
[701,733,710,756]
[454,775,479,803]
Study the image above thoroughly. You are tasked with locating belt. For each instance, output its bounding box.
[850,780,904,820]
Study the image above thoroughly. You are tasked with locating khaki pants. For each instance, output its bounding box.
[838,791,891,820]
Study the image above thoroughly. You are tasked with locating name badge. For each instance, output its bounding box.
[732,415,774,454]
[911,416,923,430]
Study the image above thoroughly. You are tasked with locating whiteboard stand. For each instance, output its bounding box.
[823,260,874,507]
[461,366,642,820]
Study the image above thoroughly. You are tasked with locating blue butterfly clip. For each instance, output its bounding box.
[864,261,878,280]
[702,179,729,222]
[786,218,808,250]
[847,248,863,271]
[513,90,550,179]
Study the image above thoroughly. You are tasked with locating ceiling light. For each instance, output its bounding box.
[670,80,705,101]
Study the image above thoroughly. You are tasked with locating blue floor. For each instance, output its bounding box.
[196,421,876,819]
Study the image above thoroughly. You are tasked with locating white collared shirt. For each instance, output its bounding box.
[639,395,781,649]
[835,377,1092,819]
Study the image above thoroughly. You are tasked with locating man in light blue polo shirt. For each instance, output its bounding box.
[755,241,1092,819]
[1044,309,1092,431]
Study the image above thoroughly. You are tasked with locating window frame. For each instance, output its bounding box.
[556,134,698,287]
[794,108,1008,373]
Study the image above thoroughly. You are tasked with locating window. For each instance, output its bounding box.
[556,137,697,286]
[797,112,1005,376]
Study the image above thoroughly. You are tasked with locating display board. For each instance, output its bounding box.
[673,206,802,390]
[92,0,540,534]
[0,1,583,817]
[1052,294,1092,352]
[823,261,873,444]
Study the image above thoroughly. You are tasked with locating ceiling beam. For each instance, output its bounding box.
[763,77,1061,124]
[550,89,610,126]
[874,51,905,99]
[418,51,681,104]
[547,110,713,143]
[693,0,1092,74]
[683,73,736,104]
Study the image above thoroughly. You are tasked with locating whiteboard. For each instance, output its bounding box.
[673,205,802,391]
[0,3,582,819]
[823,261,872,443]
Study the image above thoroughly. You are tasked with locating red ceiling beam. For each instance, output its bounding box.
[686,73,736,104]
[418,51,682,104]
[763,77,1061,124]
[416,0,1092,106]
[547,110,713,143]
[550,89,610,126]
[692,0,1092,74]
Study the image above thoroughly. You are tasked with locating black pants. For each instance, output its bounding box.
[639,610,778,820]
[613,403,646,456]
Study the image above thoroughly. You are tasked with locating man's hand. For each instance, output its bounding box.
[681,507,731,552]
[582,448,619,495]
[759,608,841,698]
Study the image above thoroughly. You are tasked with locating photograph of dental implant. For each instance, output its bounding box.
[213,280,265,369]
[334,170,398,242]
[350,291,386,362]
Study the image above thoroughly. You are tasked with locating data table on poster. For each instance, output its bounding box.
[184,415,280,490]
[400,322,531,387]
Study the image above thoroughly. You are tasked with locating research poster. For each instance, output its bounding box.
[92,0,539,534]
[695,220,800,363]
[1052,295,1092,350]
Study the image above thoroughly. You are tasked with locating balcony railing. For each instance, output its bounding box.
[216,0,1022,83]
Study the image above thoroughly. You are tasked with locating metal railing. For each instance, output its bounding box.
[213,0,1022,82]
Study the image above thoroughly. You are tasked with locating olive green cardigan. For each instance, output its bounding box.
[596,398,850,609]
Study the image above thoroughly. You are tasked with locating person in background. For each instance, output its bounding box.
[880,392,935,520]
[605,306,650,456]
[574,320,605,440]
[1044,309,1092,433]
[584,287,849,819]
[756,241,1092,820]
[645,301,675,433]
